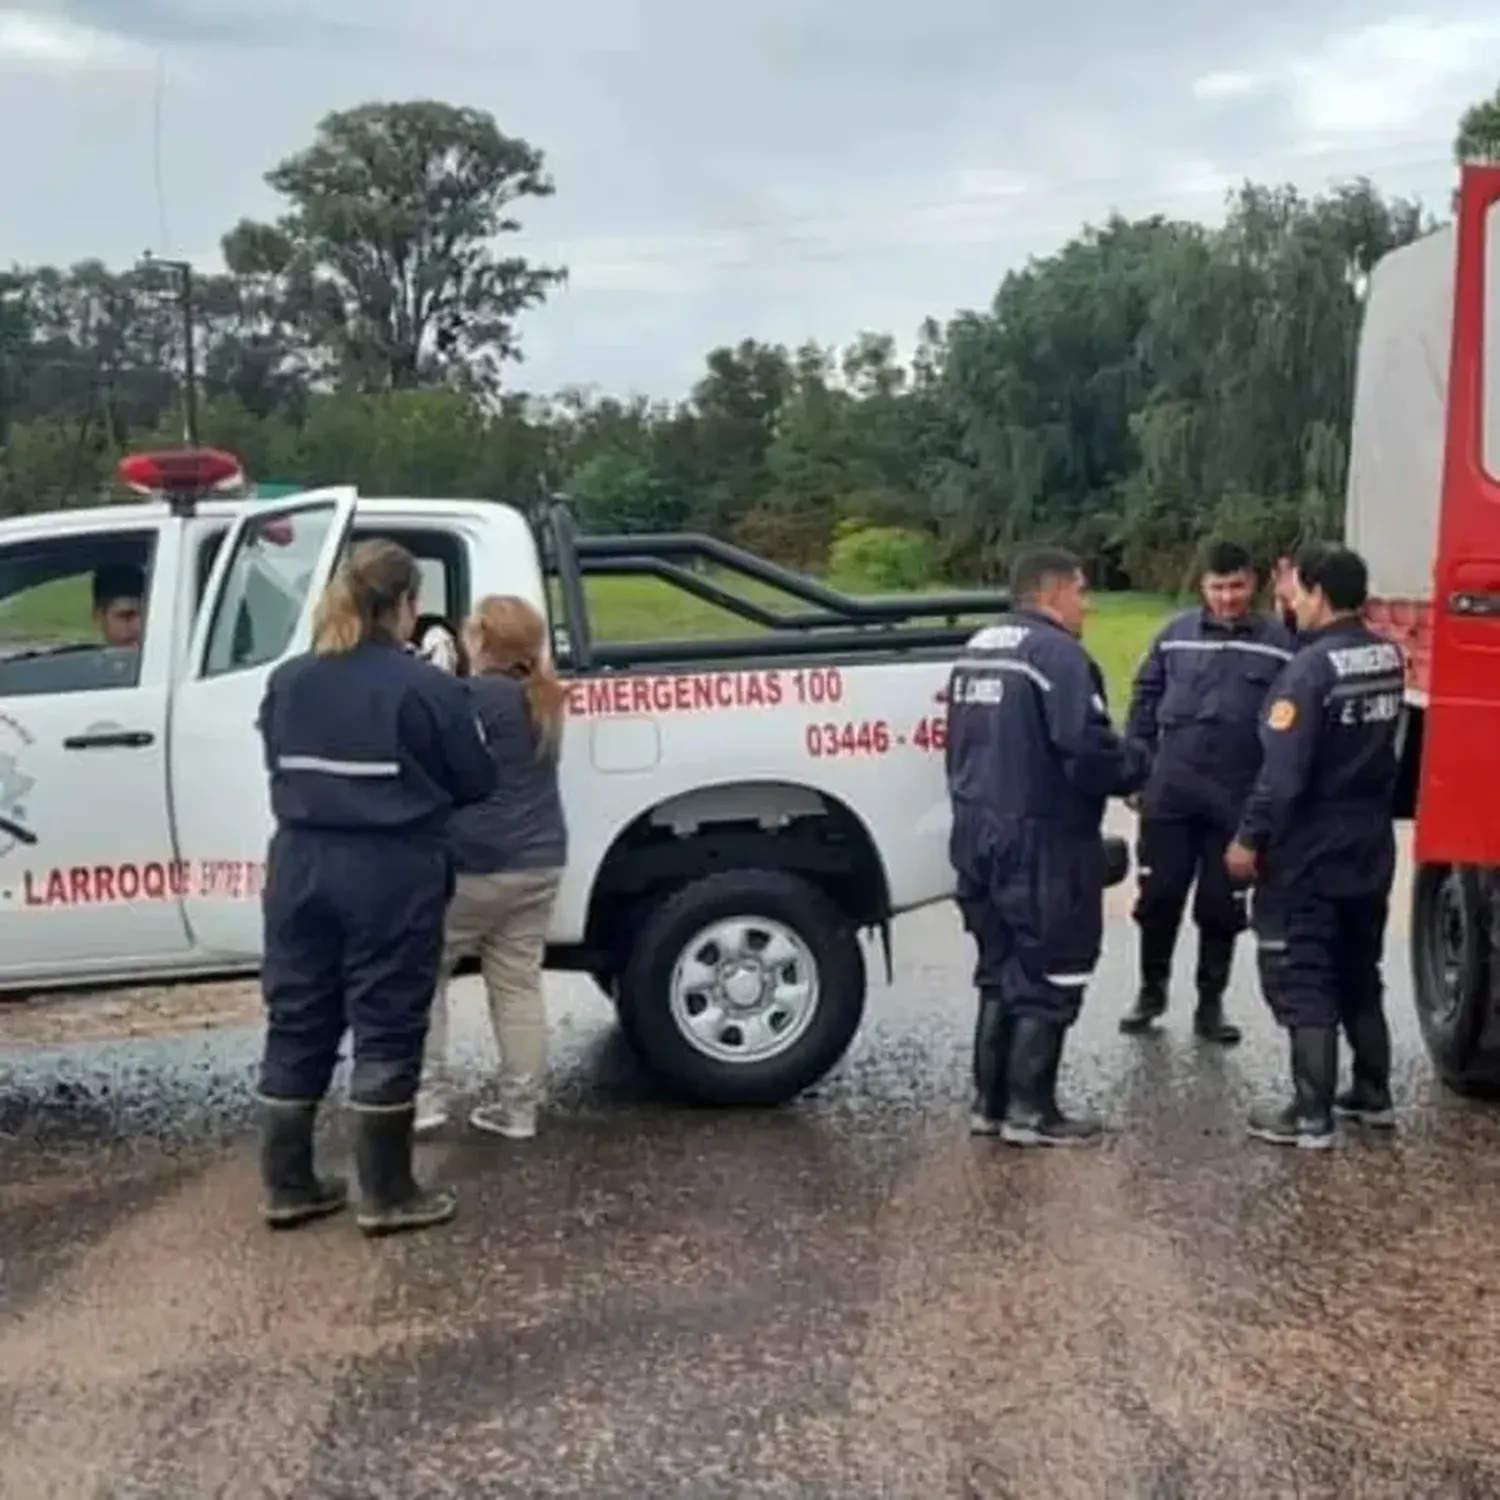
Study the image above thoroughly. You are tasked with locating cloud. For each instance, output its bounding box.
[1190,15,1500,151]
[1158,158,1238,200]
[545,232,732,296]
[52,0,381,49]
[0,9,147,69]
[540,166,1033,297]
[1192,70,1265,102]
[4,0,1498,396]
[1285,17,1500,141]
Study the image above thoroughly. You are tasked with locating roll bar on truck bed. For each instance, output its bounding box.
[530,501,1009,671]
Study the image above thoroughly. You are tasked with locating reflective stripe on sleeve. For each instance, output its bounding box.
[1160,638,1292,662]
[277,755,401,778]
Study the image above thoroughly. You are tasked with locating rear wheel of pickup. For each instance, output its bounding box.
[1411,863,1500,1093]
[618,869,866,1106]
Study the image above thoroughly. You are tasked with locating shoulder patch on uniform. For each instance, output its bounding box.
[1266,698,1297,731]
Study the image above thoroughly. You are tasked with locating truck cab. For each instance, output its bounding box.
[0,460,536,988]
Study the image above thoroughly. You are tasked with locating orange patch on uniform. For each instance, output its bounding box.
[1266,698,1297,731]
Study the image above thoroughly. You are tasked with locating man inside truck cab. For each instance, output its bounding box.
[91,563,146,649]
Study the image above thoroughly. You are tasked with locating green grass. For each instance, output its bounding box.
[577,574,1171,716]
[0,567,1175,714]
[0,575,94,644]
[1083,591,1173,714]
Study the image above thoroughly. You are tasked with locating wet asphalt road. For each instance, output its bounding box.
[5,838,1500,1498]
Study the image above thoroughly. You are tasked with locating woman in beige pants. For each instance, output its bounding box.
[417,595,567,1140]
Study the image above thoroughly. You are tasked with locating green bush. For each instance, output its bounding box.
[828,525,935,592]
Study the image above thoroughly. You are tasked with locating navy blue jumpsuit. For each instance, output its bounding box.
[1234,622,1403,1033]
[256,639,495,1109]
[946,611,1152,1025]
[1126,609,1294,995]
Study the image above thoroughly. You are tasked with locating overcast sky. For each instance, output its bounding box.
[3,0,1498,398]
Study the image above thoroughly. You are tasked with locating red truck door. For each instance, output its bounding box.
[1417,164,1500,864]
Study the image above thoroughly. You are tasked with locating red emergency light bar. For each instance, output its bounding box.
[117,447,247,516]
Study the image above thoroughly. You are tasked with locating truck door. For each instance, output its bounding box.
[1417,165,1500,864]
[167,490,356,960]
[0,517,194,980]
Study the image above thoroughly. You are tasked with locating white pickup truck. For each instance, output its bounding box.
[0,447,1013,1106]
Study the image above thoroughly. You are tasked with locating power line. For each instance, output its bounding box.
[540,151,1457,281]
[564,145,1455,253]
[3,147,1457,295]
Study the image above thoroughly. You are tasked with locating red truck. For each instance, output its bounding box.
[1348,162,1500,1089]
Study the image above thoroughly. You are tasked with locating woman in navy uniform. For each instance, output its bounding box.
[256,539,495,1236]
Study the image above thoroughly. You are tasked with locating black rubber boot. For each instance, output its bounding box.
[259,1098,348,1229]
[353,1104,458,1237]
[1119,980,1168,1035]
[1192,934,1242,1045]
[1247,1028,1337,1149]
[1336,1008,1396,1129]
[1000,1016,1102,1147]
[970,990,1011,1135]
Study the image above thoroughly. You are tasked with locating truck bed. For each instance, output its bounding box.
[537,507,1007,673]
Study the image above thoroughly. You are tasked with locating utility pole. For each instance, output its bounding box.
[139,253,198,445]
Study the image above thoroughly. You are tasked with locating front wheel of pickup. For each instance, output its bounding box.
[618,869,866,1107]
[1411,863,1500,1094]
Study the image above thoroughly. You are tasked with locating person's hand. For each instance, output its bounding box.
[414,621,461,674]
[1124,793,1142,814]
[1224,841,1258,881]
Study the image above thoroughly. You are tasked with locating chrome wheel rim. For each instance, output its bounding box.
[667,917,820,1064]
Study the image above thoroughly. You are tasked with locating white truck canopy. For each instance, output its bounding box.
[1344,225,1469,600]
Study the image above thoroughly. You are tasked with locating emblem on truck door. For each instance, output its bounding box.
[0,713,37,857]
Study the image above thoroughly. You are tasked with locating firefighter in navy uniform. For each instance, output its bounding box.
[256,540,495,1234]
[947,546,1152,1145]
[1226,543,1403,1147]
[1118,541,1294,1044]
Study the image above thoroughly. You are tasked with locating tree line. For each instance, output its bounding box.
[2,88,1496,591]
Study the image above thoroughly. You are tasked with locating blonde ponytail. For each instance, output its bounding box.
[465,595,567,757]
[312,540,422,657]
[312,572,362,656]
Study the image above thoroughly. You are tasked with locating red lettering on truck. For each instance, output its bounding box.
[566,667,842,717]
[21,859,262,907]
